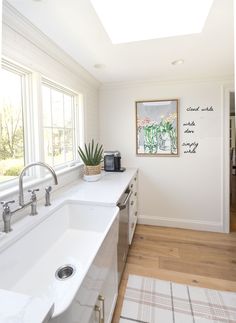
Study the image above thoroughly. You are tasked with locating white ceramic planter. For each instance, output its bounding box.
[83,173,102,182]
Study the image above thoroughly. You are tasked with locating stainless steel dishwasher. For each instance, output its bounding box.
[117,188,132,284]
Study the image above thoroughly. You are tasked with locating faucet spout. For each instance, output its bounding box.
[19,162,58,206]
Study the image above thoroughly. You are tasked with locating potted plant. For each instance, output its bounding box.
[78,139,103,181]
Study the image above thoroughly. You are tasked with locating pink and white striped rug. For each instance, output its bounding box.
[120,275,236,323]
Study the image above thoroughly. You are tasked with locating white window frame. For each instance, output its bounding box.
[0,58,33,190]
[0,58,84,192]
[40,77,81,171]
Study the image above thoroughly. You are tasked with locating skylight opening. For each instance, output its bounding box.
[90,0,214,44]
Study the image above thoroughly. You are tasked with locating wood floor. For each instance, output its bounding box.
[112,224,236,323]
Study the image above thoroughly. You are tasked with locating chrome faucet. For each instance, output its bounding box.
[1,162,58,233]
[19,162,58,207]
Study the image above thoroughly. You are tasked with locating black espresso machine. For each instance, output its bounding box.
[104,151,126,172]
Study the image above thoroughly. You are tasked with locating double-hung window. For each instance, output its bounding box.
[0,61,28,183]
[41,79,78,168]
[0,59,81,187]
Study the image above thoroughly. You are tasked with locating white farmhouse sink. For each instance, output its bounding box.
[0,201,118,317]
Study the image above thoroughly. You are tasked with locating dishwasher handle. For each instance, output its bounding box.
[117,190,132,210]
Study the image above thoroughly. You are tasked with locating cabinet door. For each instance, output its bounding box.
[129,172,138,244]
[89,216,119,323]
[129,201,138,244]
[89,249,117,323]
[100,239,118,322]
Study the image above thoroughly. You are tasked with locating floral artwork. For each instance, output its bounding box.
[136,99,179,156]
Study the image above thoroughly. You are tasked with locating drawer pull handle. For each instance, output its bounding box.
[135,211,138,216]
[131,222,135,229]
[130,184,133,188]
[98,295,105,323]
[131,201,134,206]
[94,305,102,323]
[134,177,137,181]
[135,192,137,196]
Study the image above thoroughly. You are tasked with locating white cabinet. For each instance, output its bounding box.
[89,217,118,323]
[51,216,119,323]
[128,171,138,244]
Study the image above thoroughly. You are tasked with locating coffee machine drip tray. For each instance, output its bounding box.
[105,167,126,172]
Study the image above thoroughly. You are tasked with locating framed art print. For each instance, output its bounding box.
[136,99,179,156]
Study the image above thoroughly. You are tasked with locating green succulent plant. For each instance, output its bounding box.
[78,139,103,166]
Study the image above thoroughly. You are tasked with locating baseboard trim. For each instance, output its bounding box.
[137,214,223,233]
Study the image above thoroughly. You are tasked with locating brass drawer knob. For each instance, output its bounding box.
[98,295,105,323]
[94,305,102,323]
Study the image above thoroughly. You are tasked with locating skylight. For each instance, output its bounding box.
[90,0,214,44]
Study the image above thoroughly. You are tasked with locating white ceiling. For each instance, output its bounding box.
[6,0,234,84]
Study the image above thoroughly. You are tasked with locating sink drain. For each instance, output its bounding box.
[55,265,76,280]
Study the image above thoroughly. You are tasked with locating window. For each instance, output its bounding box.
[42,80,77,167]
[0,63,27,182]
[0,59,81,187]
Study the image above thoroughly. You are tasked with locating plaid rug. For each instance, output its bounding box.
[120,275,236,323]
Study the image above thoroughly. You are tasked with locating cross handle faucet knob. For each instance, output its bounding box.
[28,189,40,204]
[28,189,40,194]
[1,200,15,209]
[1,200,15,233]
[45,186,52,193]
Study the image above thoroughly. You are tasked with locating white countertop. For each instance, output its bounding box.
[0,289,54,323]
[58,167,137,206]
[0,167,137,322]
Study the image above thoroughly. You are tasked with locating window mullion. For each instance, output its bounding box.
[77,93,84,153]
[50,88,54,166]
[21,74,28,167]
[20,69,32,174]
[31,72,44,178]
[63,94,66,163]
[73,96,78,160]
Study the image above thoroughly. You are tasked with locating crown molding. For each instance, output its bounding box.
[99,74,234,91]
[2,1,100,89]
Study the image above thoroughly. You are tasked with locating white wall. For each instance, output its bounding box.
[99,78,233,232]
[2,2,100,142]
